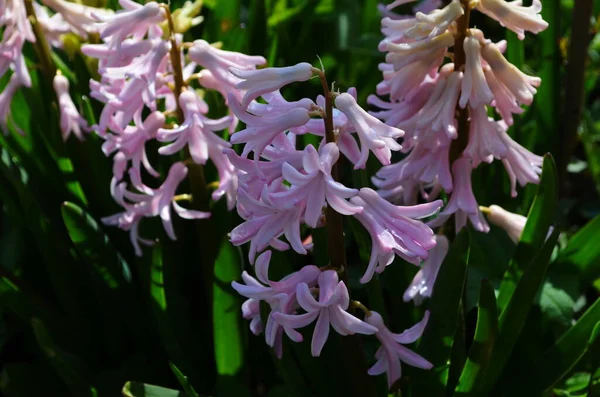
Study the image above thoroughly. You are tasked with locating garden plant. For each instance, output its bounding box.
[1,0,600,396]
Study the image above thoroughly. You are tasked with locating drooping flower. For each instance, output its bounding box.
[403,235,449,305]
[366,311,432,389]
[230,62,315,109]
[102,162,210,256]
[459,34,494,109]
[272,270,378,357]
[477,0,548,40]
[350,188,442,283]
[157,90,231,164]
[269,143,363,228]
[53,73,89,141]
[429,158,490,232]
[334,92,403,169]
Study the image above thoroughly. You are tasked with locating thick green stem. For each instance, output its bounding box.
[316,70,347,280]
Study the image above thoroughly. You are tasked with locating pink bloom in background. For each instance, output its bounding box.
[486,204,527,244]
[366,311,432,389]
[429,158,490,232]
[477,0,548,40]
[42,0,111,38]
[102,162,210,256]
[350,188,441,283]
[95,0,165,47]
[403,235,449,305]
[273,270,378,357]
[0,74,22,135]
[53,74,89,141]
[231,62,315,108]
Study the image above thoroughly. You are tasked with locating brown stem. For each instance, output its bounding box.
[162,5,186,122]
[560,0,594,195]
[449,0,472,164]
[316,70,347,278]
[24,0,56,78]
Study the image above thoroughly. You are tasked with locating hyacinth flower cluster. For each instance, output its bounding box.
[223,58,446,387]
[365,0,549,308]
[370,0,547,228]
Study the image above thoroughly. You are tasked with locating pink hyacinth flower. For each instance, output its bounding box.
[403,235,449,305]
[188,40,266,95]
[230,187,307,263]
[230,62,315,109]
[102,162,210,256]
[482,42,541,107]
[464,104,508,167]
[273,270,378,357]
[42,0,112,37]
[487,204,527,244]
[429,158,490,232]
[157,90,231,164]
[460,35,494,108]
[95,0,165,47]
[498,130,543,197]
[229,94,311,162]
[269,143,363,228]
[350,188,442,283]
[232,251,321,357]
[335,92,403,169]
[477,0,548,40]
[101,110,164,183]
[53,74,89,141]
[366,311,432,389]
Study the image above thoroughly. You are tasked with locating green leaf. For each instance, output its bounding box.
[455,280,499,394]
[213,238,245,378]
[169,363,200,397]
[557,213,600,281]
[479,228,560,393]
[122,382,185,397]
[412,229,470,395]
[497,155,558,309]
[31,318,97,397]
[511,298,600,393]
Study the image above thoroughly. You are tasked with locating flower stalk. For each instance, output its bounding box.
[24,0,57,79]
[449,0,472,164]
[315,68,347,278]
